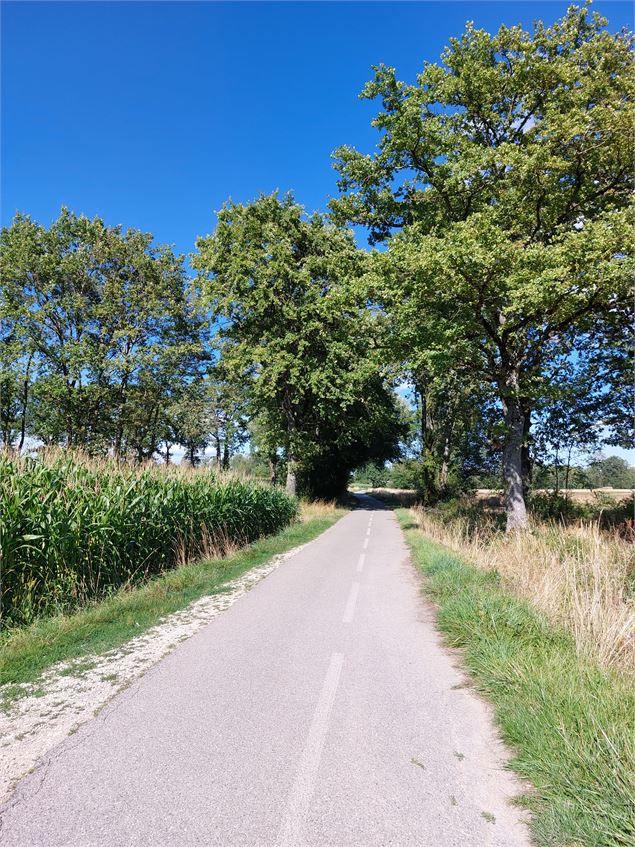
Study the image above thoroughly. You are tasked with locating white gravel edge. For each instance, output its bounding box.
[0,541,309,802]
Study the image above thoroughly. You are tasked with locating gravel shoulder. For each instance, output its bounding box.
[0,542,308,803]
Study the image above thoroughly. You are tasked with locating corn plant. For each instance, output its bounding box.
[0,453,297,628]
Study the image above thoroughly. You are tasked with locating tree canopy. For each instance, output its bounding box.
[1,5,632,517]
[193,193,405,497]
[331,3,634,527]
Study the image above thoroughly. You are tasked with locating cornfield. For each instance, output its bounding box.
[0,452,298,628]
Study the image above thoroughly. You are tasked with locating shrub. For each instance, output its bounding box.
[529,492,634,537]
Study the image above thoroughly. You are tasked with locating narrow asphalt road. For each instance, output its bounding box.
[0,497,531,846]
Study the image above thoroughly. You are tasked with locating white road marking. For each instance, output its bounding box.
[357,553,365,573]
[276,653,344,847]
[342,582,360,624]
[363,537,369,550]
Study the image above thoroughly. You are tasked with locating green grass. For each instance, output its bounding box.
[0,510,344,701]
[396,508,635,847]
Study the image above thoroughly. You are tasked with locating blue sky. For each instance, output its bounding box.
[3,1,633,251]
[2,1,633,463]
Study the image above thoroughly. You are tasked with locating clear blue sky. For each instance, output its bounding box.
[3,0,633,253]
[2,1,633,463]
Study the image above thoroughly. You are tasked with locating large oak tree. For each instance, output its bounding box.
[331,4,634,528]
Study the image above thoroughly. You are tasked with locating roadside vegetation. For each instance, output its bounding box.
[398,509,635,847]
[0,5,631,837]
[2,5,632,525]
[410,503,635,676]
[0,499,344,695]
[0,450,298,629]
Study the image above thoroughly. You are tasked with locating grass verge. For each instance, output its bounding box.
[1,505,345,699]
[396,508,635,847]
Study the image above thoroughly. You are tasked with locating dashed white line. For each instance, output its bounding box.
[342,582,360,624]
[363,537,369,550]
[357,553,366,573]
[276,653,344,847]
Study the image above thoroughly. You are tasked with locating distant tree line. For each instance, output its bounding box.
[354,455,635,492]
[0,203,405,498]
[1,5,633,524]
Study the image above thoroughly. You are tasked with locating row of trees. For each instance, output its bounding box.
[0,210,247,466]
[2,4,633,525]
[354,455,635,493]
[0,202,406,498]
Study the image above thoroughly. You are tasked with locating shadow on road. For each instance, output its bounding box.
[350,492,394,511]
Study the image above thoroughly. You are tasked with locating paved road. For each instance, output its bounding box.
[0,497,531,846]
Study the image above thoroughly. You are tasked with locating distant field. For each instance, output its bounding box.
[475,488,635,506]
[356,486,634,507]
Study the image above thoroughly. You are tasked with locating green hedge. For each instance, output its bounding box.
[0,454,297,627]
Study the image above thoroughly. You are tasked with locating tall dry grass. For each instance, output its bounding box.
[298,499,340,522]
[411,506,635,676]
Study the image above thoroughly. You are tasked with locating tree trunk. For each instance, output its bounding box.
[283,393,298,497]
[286,454,297,497]
[439,437,451,491]
[564,445,573,500]
[502,381,529,532]
[520,406,532,501]
[222,441,230,471]
[269,452,279,487]
[18,352,33,452]
[439,419,455,493]
[414,369,431,457]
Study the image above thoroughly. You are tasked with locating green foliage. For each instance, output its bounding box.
[533,455,635,494]
[386,458,441,498]
[529,492,634,533]
[0,453,297,628]
[352,461,389,488]
[332,4,634,528]
[194,192,405,496]
[0,208,208,460]
[586,457,635,490]
[399,512,635,847]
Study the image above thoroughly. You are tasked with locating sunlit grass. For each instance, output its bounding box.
[410,506,635,676]
[398,509,635,847]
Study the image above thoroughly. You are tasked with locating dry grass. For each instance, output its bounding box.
[175,527,241,567]
[411,506,635,676]
[298,499,340,522]
[364,488,419,507]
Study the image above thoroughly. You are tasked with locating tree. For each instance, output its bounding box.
[353,461,389,488]
[0,209,203,459]
[585,456,635,489]
[295,372,406,498]
[193,192,404,496]
[332,4,634,528]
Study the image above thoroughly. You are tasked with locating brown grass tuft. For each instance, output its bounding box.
[298,500,340,522]
[411,506,635,676]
